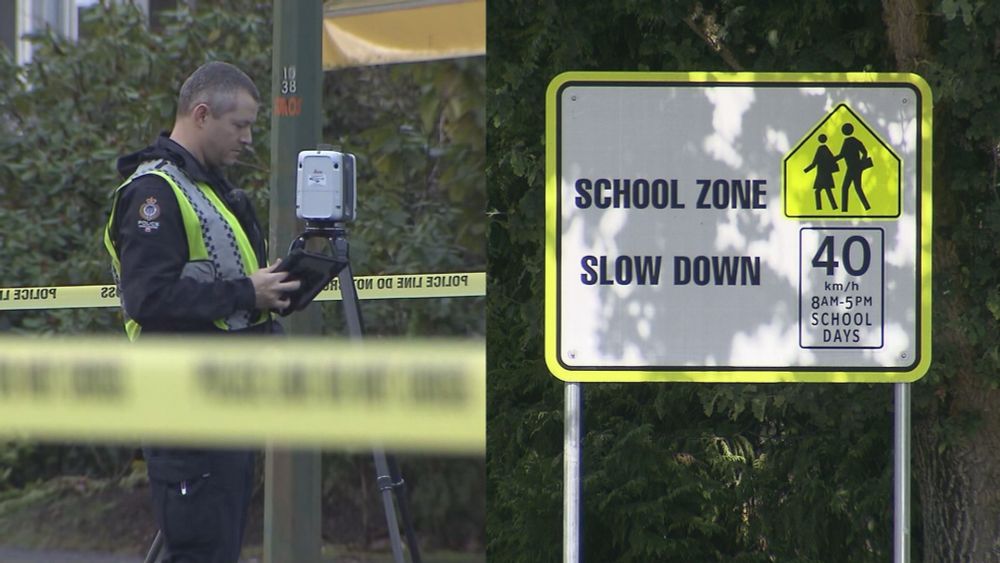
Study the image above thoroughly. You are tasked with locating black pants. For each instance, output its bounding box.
[145,448,255,563]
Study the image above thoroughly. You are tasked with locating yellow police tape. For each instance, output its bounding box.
[0,271,485,311]
[0,337,484,454]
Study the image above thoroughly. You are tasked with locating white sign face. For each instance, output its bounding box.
[544,72,932,383]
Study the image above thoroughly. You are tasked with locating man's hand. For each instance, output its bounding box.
[249,260,301,311]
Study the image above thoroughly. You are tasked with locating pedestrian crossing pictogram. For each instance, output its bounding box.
[783,104,901,219]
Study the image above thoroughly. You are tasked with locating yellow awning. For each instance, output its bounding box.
[322,0,485,70]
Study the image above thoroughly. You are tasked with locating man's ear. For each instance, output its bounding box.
[192,103,211,126]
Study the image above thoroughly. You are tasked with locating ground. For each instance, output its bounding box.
[0,474,483,563]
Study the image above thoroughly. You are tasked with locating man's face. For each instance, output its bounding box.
[202,89,259,168]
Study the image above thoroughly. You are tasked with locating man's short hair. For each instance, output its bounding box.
[176,61,260,118]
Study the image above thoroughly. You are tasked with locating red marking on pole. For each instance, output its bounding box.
[274,96,303,117]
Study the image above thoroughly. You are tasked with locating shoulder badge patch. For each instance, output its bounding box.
[138,196,161,233]
[140,197,160,220]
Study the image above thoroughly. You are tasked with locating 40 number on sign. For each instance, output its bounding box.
[799,228,884,349]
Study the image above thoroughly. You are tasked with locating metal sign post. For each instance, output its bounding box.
[564,382,582,563]
[894,383,911,562]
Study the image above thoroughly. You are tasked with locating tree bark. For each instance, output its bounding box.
[913,369,1000,562]
[881,0,927,71]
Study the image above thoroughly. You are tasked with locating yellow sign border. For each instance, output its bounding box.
[544,71,932,383]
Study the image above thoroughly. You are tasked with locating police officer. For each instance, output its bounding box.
[104,61,299,563]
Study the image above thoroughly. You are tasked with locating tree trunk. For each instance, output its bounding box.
[913,371,1000,562]
[881,0,927,71]
[883,1,1000,561]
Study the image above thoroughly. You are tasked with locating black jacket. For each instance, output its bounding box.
[110,133,271,334]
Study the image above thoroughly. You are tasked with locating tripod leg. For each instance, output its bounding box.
[143,530,164,563]
[333,242,365,339]
[330,231,418,561]
[374,448,407,563]
[387,455,423,563]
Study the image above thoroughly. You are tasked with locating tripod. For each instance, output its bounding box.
[300,224,423,563]
[144,224,422,563]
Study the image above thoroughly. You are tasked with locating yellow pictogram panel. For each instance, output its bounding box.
[784,104,901,219]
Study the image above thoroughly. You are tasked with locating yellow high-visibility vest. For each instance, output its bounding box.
[104,159,268,340]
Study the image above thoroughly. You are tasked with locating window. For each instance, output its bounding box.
[0,0,77,65]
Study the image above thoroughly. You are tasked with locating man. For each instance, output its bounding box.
[835,122,872,213]
[104,61,299,562]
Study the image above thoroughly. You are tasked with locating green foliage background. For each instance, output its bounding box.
[486,1,1000,562]
[0,0,484,551]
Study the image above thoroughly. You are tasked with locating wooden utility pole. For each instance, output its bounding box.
[266,1,323,561]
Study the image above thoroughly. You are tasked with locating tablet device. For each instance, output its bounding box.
[273,249,346,315]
